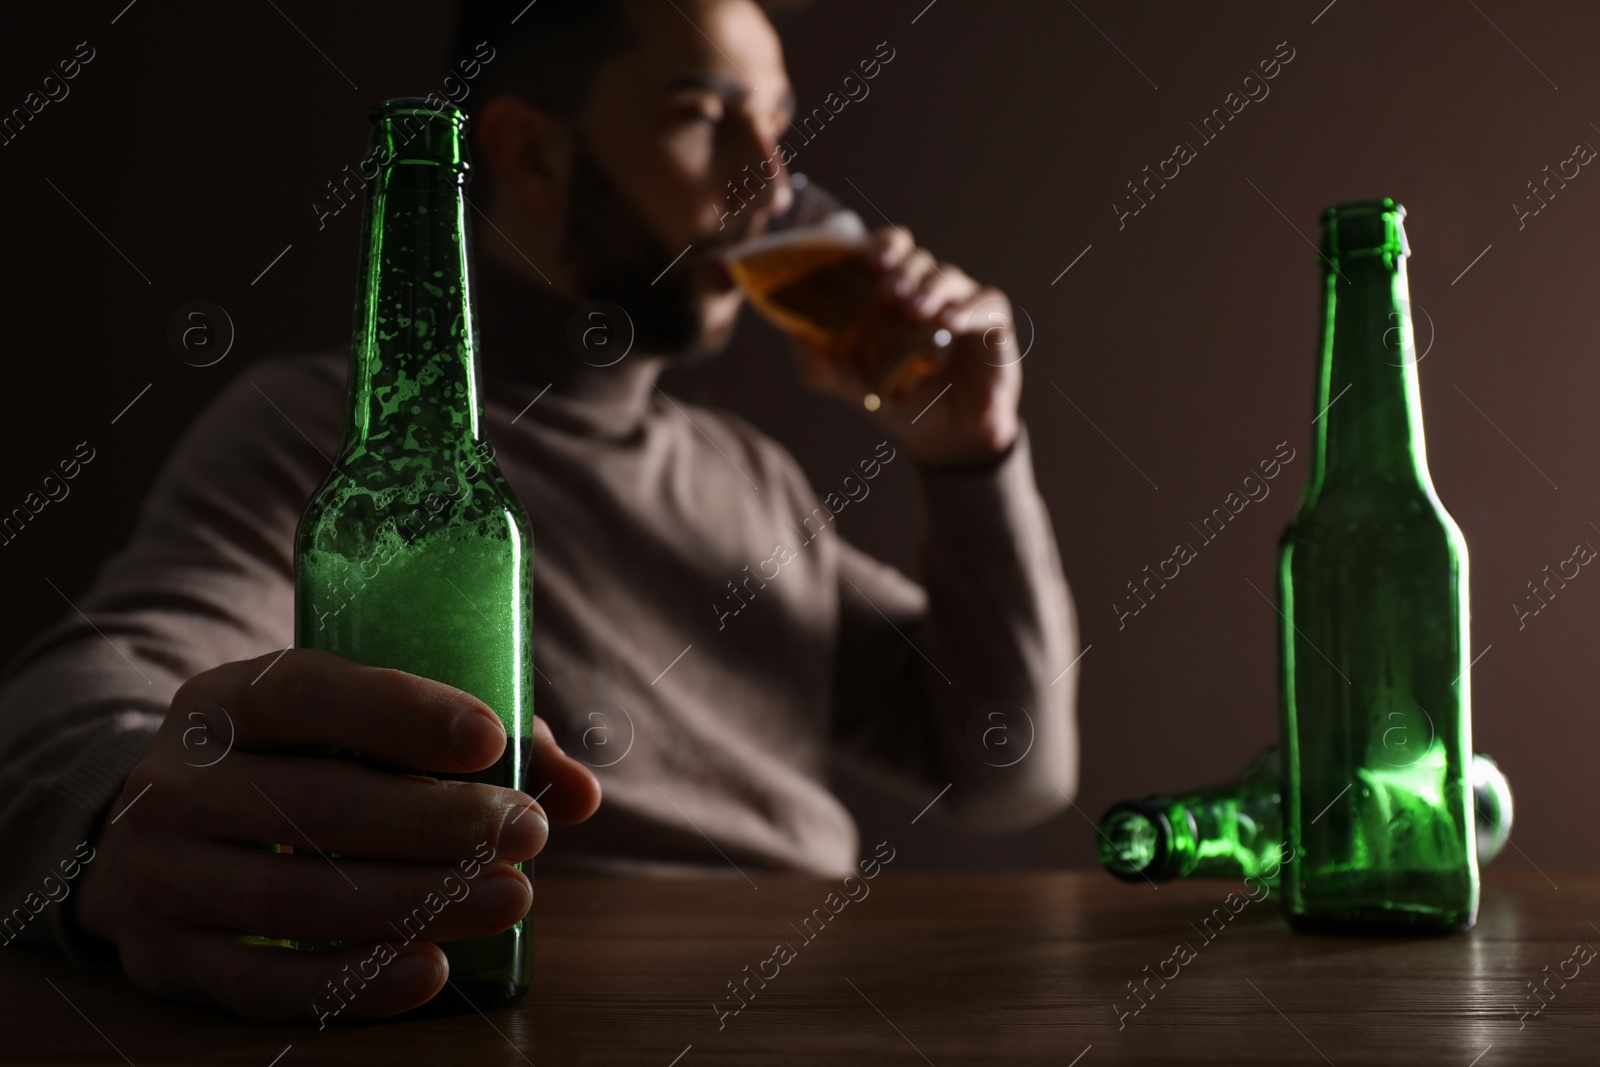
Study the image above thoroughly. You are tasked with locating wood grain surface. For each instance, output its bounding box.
[1,868,1593,1065]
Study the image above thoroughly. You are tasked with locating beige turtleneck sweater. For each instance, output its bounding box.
[0,256,1078,966]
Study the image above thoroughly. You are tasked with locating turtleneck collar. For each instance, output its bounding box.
[473,248,668,441]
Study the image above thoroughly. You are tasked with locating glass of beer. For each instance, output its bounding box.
[724,177,950,408]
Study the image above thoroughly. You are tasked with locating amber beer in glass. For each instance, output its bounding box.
[725,197,949,403]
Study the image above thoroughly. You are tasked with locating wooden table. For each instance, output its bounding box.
[3,869,1594,1065]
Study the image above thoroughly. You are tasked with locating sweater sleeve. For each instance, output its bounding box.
[828,425,1080,830]
[0,354,342,966]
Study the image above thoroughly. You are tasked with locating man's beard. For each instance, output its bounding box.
[558,144,744,361]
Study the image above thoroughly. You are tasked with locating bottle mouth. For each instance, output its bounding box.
[369,97,466,126]
[1097,805,1169,881]
[1320,197,1409,260]
[366,97,469,173]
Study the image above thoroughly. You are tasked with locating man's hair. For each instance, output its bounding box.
[450,0,808,120]
[451,0,636,120]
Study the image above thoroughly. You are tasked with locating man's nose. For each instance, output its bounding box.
[749,158,794,219]
[725,136,793,222]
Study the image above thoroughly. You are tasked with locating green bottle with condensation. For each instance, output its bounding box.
[1276,198,1477,933]
[1096,747,1513,885]
[291,98,534,1008]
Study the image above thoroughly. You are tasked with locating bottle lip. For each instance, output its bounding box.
[1320,197,1409,260]
[368,97,467,127]
[1321,196,1403,219]
[1099,801,1174,882]
[365,97,470,176]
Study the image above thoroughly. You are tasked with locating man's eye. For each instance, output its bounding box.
[674,106,722,128]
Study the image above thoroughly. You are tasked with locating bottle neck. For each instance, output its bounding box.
[1097,757,1283,884]
[1306,255,1433,493]
[345,116,482,459]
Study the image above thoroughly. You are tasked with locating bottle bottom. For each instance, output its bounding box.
[400,921,533,1018]
[1286,864,1478,936]
[392,976,530,1020]
[1287,903,1477,936]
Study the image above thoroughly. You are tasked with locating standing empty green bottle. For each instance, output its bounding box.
[1276,199,1477,934]
[293,99,534,1007]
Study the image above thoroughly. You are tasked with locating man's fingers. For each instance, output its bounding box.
[941,286,1013,331]
[906,262,978,319]
[529,715,603,824]
[943,287,1022,368]
[165,751,546,864]
[123,927,448,1023]
[878,246,937,300]
[173,649,506,774]
[867,226,915,268]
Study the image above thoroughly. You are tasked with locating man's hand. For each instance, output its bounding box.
[74,648,601,1023]
[792,226,1024,467]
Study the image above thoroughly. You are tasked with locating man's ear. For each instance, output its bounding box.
[473,93,571,217]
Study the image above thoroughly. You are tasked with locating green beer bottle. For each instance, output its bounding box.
[1096,747,1512,885]
[292,98,534,1007]
[1276,199,1477,933]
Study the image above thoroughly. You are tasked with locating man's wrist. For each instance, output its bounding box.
[66,790,118,944]
[905,427,1019,471]
[911,423,1041,554]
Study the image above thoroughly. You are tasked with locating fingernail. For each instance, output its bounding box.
[390,949,443,998]
[468,873,532,927]
[498,801,549,860]
[452,704,505,763]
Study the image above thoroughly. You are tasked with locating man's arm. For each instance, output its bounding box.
[829,427,1079,830]
[0,356,335,962]
[0,355,600,1022]
[797,225,1080,830]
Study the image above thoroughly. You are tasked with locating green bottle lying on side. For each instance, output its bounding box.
[1096,746,1512,886]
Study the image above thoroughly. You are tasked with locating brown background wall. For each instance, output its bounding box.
[2,1,1593,874]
